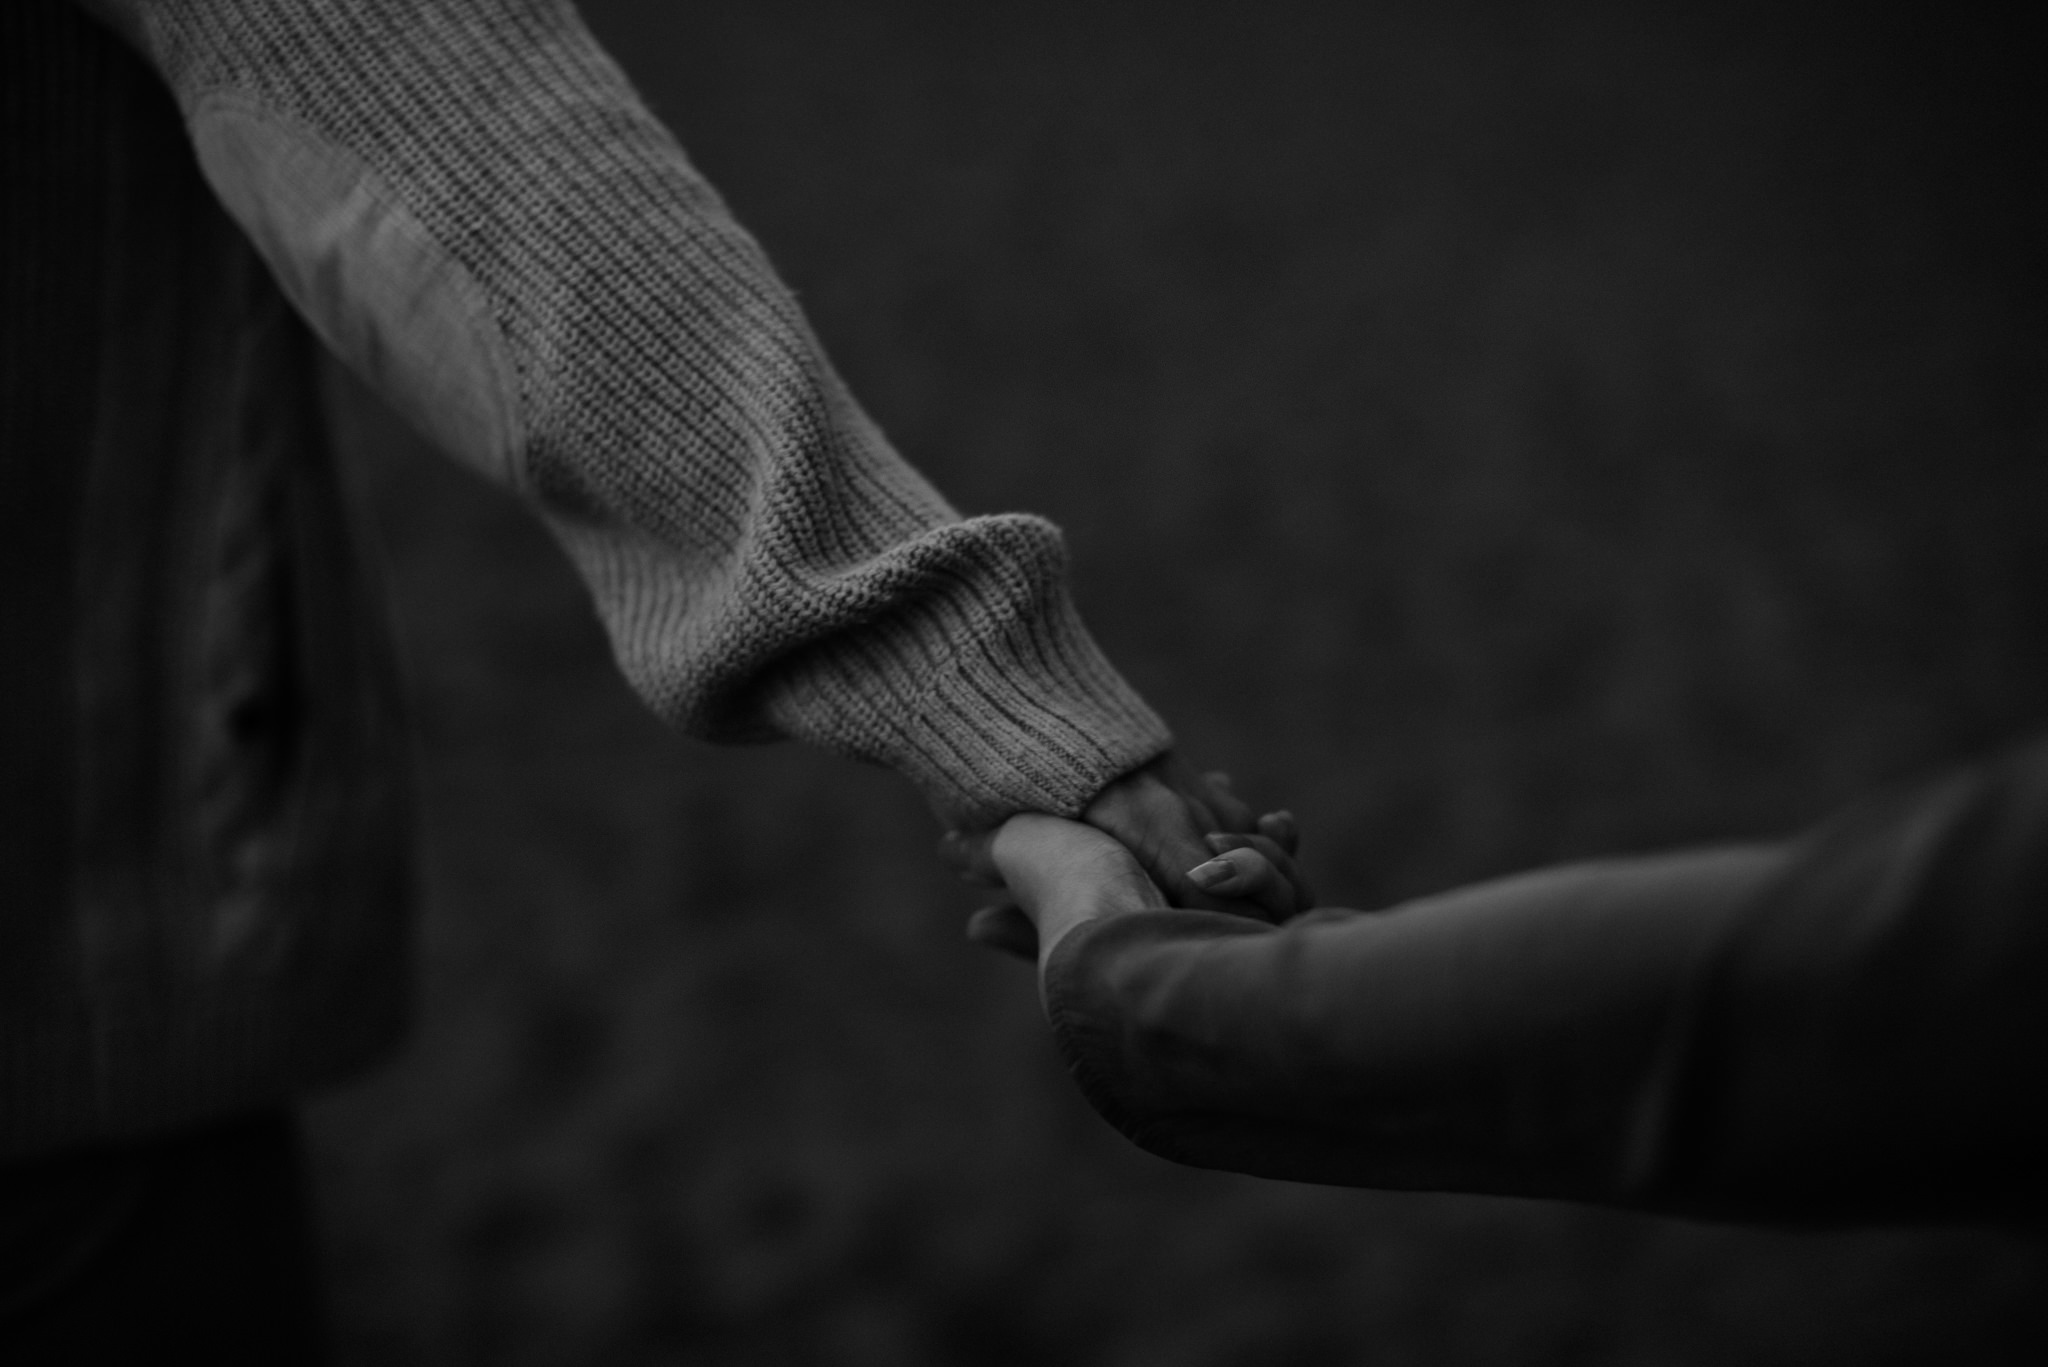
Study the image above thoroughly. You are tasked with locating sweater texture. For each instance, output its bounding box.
[0,0,1168,1159]
[130,0,1173,828]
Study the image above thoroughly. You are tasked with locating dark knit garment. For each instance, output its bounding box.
[2,0,1168,1159]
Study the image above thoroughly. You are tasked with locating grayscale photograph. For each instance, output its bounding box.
[3,1,2043,1362]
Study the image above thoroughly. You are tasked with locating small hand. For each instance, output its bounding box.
[974,814,1167,968]
[1186,822,1305,907]
[944,755,1312,960]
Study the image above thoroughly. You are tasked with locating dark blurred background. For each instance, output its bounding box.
[309,0,2048,1361]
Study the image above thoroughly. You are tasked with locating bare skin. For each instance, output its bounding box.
[980,811,1298,970]
[942,755,1308,960]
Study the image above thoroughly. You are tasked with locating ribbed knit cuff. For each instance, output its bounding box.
[901,573,1173,829]
[763,516,1173,830]
[132,0,1172,827]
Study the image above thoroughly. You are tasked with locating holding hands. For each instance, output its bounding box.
[941,755,1309,965]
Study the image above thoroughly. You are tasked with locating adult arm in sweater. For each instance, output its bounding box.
[78,0,1179,833]
[993,742,2048,1224]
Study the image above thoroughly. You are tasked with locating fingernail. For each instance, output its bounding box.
[1204,833,1236,853]
[1188,858,1233,889]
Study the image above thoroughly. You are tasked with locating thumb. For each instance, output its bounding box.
[989,814,1165,963]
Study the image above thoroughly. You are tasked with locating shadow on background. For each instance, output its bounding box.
[310,0,2048,1361]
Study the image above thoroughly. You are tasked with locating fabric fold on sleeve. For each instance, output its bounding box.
[114,0,1170,825]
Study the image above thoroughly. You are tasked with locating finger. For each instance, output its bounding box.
[1206,830,1291,863]
[937,828,1003,887]
[1199,835,1313,915]
[1205,830,1317,910]
[991,814,1168,915]
[965,903,1039,961]
[987,814,1167,961]
[1144,756,1218,832]
[1085,776,1212,889]
[1185,845,1292,914]
[1082,761,1268,915]
[1136,754,1241,834]
[1256,809,1300,856]
[1166,756,1252,832]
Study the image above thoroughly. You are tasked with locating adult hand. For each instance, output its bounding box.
[1082,754,1312,911]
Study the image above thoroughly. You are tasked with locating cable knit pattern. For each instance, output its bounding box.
[120,0,1169,826]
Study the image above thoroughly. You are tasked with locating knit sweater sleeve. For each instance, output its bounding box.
[89,0,1170,828]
